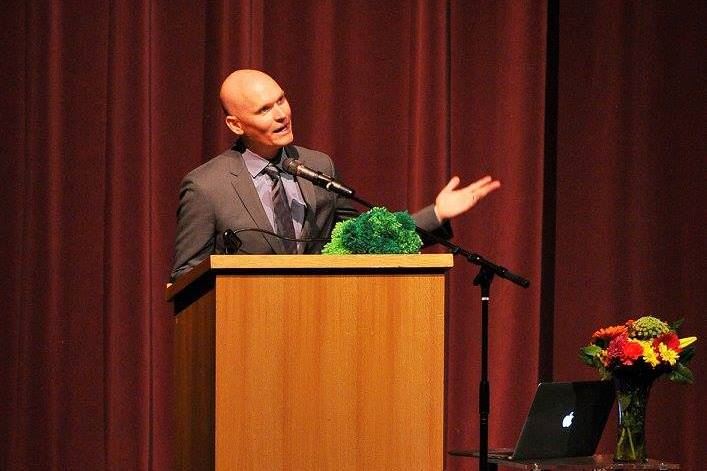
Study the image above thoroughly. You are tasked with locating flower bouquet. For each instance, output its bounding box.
[579,316,697,462]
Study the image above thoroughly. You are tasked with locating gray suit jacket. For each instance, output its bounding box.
[171,143,447,280]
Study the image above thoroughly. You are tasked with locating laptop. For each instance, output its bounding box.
[452,380,615,461]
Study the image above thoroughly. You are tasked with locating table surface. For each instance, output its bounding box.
[448,450,680,470]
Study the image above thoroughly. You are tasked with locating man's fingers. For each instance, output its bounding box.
[462,176,500,194]
[443,176,461,192]
[475,179,501,197]
[467,175,493,190]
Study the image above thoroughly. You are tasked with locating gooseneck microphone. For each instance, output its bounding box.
[281,157,355,196]
[222,228,330,255]
[223,229,243,254]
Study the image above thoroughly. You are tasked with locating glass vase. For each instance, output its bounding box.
[613,372,655,463]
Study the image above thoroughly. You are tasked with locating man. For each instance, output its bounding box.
[171,69,500,280]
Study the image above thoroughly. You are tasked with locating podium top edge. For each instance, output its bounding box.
[166,254,453,301]
[210,253,453,269]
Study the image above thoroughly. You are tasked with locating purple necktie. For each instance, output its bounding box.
[263,164,297,253]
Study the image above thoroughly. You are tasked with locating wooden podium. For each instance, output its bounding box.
[166,254,453,470]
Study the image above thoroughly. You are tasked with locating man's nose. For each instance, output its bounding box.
[272,104,286,120]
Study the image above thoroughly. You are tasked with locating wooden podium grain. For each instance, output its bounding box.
[166,254,453,470]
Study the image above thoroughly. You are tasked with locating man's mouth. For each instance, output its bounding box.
[274,122,290,134]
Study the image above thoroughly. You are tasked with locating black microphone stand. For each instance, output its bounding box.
[292,169,530,471]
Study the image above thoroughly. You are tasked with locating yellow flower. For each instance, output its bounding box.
[658,343,679,365]
[679,336,697,349]
[638,340,660,367]
[599,350,610,367]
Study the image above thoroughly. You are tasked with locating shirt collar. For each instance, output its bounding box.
[241,147,287,178]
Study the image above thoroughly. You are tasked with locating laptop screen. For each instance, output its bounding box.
[511,380,615,460]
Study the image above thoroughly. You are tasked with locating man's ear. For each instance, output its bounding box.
[225,115,244,136]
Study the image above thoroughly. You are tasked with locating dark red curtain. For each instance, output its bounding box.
[0,1,703,469]
[554,2,706,467]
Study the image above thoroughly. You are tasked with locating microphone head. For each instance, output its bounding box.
[223,229,242,254]
[281,157,299,175]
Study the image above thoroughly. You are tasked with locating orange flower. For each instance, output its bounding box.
[622,340,644,364]
[592,324,628,342]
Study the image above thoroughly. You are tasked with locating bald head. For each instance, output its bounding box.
[219,69,279,115]
[220,69,294,158]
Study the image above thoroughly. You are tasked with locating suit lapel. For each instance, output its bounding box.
[227,149,285,253]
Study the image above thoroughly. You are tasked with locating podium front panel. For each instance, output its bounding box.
[172,255,451,470]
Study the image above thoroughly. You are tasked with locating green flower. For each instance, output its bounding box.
[321,219,354,254]
[629,316,670,340]
[322,207,422,255]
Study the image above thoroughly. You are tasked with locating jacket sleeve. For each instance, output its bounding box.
[411,204,453,246]
[170,176,216,281]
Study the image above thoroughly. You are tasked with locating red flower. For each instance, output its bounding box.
[622,340,644,363]
[606,333,643,366]
[653,332,680,351]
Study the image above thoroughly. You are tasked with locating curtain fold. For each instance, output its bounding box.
[554,2,706,465]
[103,1,153,467]
[2,1,111,468]
[446,4,547,468]
[0,1,703,470]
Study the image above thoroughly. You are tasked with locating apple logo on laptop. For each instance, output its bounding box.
[562,411,574,428]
